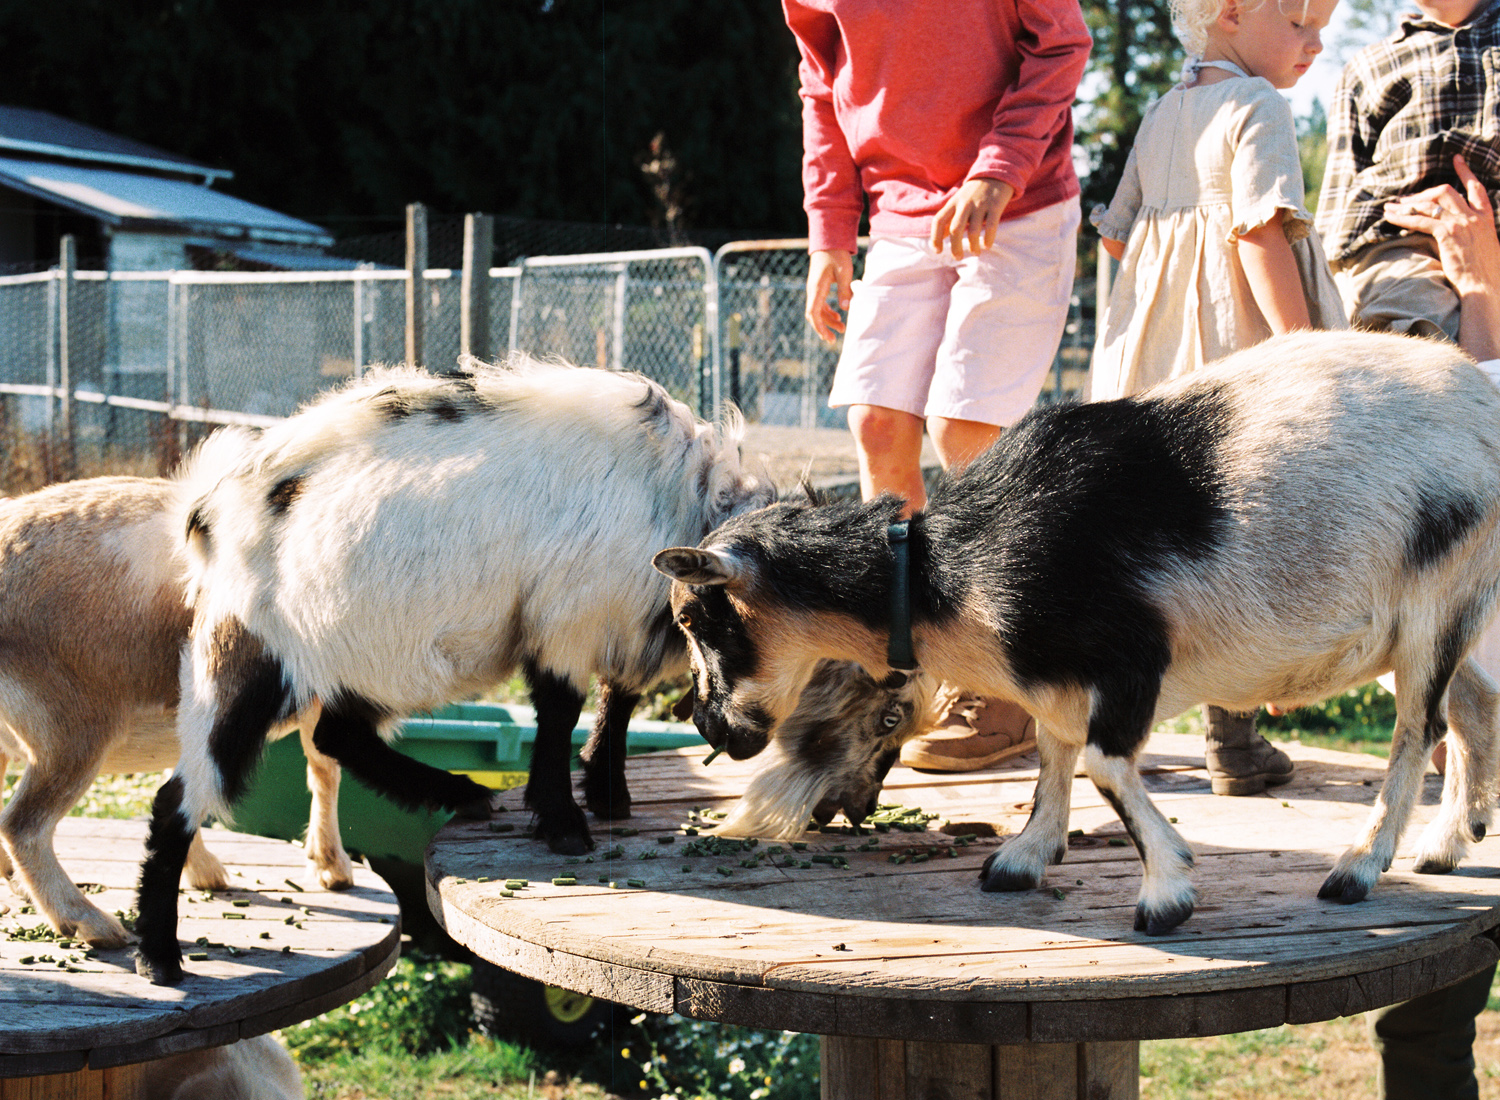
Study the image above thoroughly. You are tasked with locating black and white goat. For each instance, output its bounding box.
[655,329,1500,936]
[0,477,350,949]
[133,355,777,983]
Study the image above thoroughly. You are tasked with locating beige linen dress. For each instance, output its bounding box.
[1090,76,1347,400]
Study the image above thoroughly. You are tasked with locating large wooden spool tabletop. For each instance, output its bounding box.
[427,733,1500,1100]
[0,817,399,1096]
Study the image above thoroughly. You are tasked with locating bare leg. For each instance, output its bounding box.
[848,404,927,509]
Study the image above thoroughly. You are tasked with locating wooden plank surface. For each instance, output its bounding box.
[0,818,400,1077]
[428,733,1500,1043]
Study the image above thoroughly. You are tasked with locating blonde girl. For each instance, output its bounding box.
[1091,0,1346,400]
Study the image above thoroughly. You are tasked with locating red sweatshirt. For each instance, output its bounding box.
[783,0,1091,253]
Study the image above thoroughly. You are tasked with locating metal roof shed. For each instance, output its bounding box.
[0,106,337,270]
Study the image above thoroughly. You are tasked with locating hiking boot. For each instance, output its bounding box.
[899,691,1037,772]
[1204,705,1294,796]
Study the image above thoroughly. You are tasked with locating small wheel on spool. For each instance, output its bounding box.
[470,959,622,1047]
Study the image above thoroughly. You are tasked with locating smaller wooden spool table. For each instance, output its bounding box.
[426,734,1500,1100]
[0,818,400,1099]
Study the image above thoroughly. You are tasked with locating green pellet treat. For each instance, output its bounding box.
[792,841,808,851]
[222,912,245,919]
[283,879,303,892]
[1168,817,1178,824]
[702,745,725,766]
[488,822,515,833]
[187,952,209,961]
[499,889,514,897]
[18,956,34,965]
[259,931,271,940]
[627,879,646,888]
[477,876,490,883]
[281,946,292,954]
[799,861,812,869]
[504,880,528,889]
[551,877,577,886]
[1068,829,1084,838]
[598,875,610,883]
[1107,838,1128,847]
[231,899,250,907]
[1052,888,1066,900]
[656,835,675,845]
[911,853,930,863]
[683,826,699,836]
[716,866,734,876]
[611,826,638,836]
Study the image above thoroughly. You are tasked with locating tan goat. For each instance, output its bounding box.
[0,476,351,948]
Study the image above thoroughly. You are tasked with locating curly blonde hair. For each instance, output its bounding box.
[1170,0,1294,58]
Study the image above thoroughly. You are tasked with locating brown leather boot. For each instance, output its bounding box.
[899,691,1037,772]
[1204,705,1294,796]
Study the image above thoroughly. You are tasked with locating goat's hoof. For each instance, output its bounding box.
[1134,898,1193,936]
[586,799,631,820]
[1317,869,1371,904]
[453,795,496,820]
[542,832,594,856]
[1413,855,1458,875]
[978,862,1041,892]
[135,949,185,986]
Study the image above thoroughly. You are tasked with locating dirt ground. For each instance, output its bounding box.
[740,422,941,493]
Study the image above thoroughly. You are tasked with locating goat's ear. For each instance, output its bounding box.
[653,546,741,586]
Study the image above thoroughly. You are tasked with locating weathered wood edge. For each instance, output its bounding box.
[431,876,1500,1044]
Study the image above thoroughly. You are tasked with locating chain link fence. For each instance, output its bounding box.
[0,239,1095,494]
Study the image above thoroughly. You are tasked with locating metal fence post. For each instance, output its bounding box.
[56,235,76,479]
[405,202,428,367]
[460,213,494,362]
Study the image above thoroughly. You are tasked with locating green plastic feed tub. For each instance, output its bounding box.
[229,701,702,866]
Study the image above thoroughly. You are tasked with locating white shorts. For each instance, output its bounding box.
[828,198,1081,427]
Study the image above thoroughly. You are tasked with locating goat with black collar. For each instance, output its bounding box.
[655,329,1500,936]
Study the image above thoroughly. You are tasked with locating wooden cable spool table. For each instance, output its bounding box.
[426,733,1500,1100]
[0,817,400,1099]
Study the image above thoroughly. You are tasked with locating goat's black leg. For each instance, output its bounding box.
[522,662,593,854]
[137,619,291,984]
[579,681,640,820]
[311,695,493,818]
[134,775,193,985]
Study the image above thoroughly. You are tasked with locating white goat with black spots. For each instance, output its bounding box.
[656,329,1500,936]
[133,354,778,983]
[0,477,350,949]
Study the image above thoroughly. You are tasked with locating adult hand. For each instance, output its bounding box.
[806,249,854,345]
[1383,155,1500,361]
[929,178,1015,259]
[1383,155,1500,301]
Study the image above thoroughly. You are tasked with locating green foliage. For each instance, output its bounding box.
[283,950,475,1060]
[0,0,805,237]
[1298,97,1329,212]
[1076,0,1183,213]
[1258,681,1396,740]
[626,1014,820,1100]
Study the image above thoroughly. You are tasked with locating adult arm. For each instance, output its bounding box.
[932,0,1092,257]
[783,0,864,255]
[1383,156,1500,362]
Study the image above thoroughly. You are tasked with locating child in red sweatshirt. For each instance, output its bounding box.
[782,0,1091,772]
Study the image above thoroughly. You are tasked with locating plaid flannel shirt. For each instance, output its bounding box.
[1315,0,1500,268]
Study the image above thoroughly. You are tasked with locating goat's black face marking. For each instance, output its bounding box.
[1405,487,1483,572]
[673,583,767,755]
[267,475,304,515]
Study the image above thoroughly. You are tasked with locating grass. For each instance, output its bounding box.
[15,679,1500,1097]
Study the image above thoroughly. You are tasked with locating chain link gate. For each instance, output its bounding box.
[506,248,717,416]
